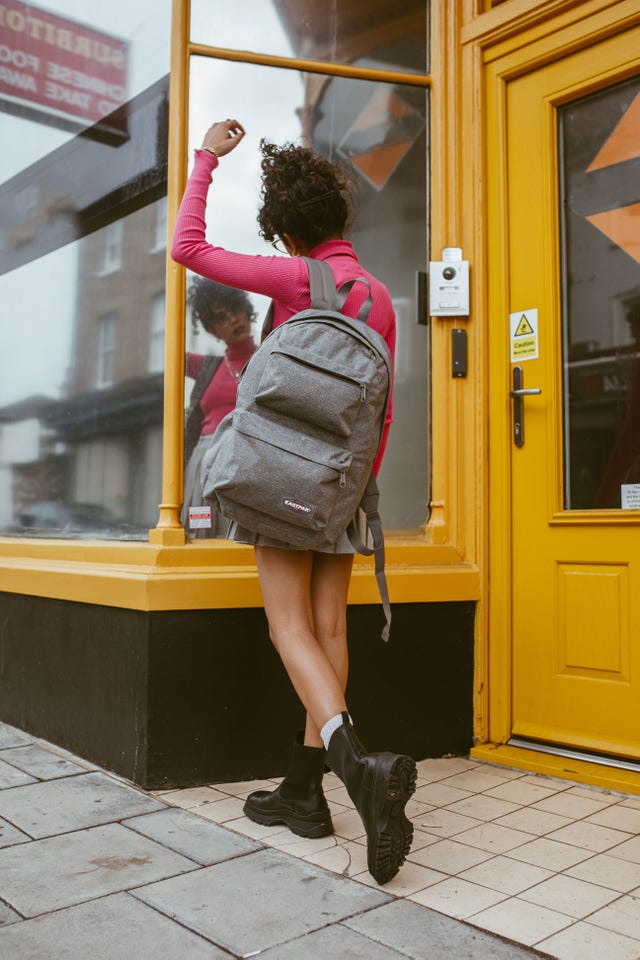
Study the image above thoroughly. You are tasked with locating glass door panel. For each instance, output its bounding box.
[559,77,640,510]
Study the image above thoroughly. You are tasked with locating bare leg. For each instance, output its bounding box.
[303,552,353,747]
[255,545,416,882]
[255,547,353,742]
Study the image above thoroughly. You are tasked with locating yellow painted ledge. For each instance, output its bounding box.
[0,537,479,611]
[472,743,640,797]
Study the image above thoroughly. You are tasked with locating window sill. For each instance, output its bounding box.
[0,536,479,610]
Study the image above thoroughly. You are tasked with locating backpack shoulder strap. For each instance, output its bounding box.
[347,472,391,643]
[261,257,337,342]
[305,256,374,322]
[189,353,223,407]
[304,257,337,309]
[335,277,373,323]
[260,303,274,342]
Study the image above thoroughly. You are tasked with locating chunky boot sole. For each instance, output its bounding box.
[362,753,417,885]
[243,795,334,839]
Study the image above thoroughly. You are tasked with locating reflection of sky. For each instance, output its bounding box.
[190,0,293,59]
[187,56,306,330]
[0,0,170,406]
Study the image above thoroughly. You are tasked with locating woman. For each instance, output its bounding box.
[171,118,416,885]
[182,277,256,538]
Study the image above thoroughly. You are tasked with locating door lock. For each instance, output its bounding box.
[510,365,541,447]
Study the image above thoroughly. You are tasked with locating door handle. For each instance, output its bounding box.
[510,365,541,447]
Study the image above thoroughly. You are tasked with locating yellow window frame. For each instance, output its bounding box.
[0,0,481,612]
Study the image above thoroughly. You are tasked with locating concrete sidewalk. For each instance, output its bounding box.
[0,721,551,959]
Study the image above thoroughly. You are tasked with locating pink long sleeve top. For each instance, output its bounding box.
[186,336,257,436]
[171,150,396,472]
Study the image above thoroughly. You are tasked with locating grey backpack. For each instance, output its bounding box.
[201,257,393,639]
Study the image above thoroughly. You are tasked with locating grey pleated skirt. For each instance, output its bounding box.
[182,435,230,539]
[227,507,371,555]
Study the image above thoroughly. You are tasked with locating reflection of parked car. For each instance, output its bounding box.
[4,501,148,540]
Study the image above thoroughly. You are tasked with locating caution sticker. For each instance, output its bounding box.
[510,308,539,362]
[188,505,212,529]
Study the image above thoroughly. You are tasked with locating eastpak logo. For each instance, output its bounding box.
[281,497,316,518]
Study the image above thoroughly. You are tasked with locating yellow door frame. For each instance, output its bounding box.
[465,0,640,793]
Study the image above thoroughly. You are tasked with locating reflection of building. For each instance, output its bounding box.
[0,71,168,535]
[0,200,166,533]
[0,395,67,530]
[52,200,168,527]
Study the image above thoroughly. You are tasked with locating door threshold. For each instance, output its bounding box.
[508,737,640,773]
[470,742,640,796]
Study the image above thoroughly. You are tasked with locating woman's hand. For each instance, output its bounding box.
[201,119,245,158]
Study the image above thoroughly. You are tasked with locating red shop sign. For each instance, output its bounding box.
[0,0,128,127]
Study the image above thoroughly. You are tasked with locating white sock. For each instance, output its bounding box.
[320,712,352,750]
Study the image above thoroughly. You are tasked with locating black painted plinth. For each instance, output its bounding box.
[0,592,475,789]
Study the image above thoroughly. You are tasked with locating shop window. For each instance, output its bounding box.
[149,293,166,373]
[152,196,168,252]
[0,1,171,540]
[100,221,123,274]
[97,312,117,388]
[182,55,428,537]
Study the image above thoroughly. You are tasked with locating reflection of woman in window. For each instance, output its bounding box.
[182,278,256,537]
[172,119,416,887]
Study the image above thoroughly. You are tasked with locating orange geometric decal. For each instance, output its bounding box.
[587,92,640,171]
[338,86,424,191]
[350,139,414,189]
[586,202,640,264]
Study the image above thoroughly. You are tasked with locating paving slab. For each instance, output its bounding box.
[0,893,231,959]
[0,727,32,749]
[0,758,36,789]
[0,901,21,927]
[0,771,165,838]
[123,807,262,865]
[345,900,552,959]
[134,847,390,957]
[0,744,87,780]
[0,816,31,848]
[259,922,413,959]
[0,822,198,917]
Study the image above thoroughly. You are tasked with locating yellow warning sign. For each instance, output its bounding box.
[512,336,537,360]
[510,308,538,362]
[514,314,534,337]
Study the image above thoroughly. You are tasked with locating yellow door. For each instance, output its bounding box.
[490,25,640,760]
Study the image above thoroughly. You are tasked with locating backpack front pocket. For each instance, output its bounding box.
[254,348,373,438]
[218,411,352,537]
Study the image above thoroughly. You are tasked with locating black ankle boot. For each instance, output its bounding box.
[326,713,417,885]
[243,738,334,839]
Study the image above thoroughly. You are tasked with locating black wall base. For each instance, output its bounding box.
[0,592,475,789]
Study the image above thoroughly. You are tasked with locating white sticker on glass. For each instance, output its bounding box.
[188,505,212,528]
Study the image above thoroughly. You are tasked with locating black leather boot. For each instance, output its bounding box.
[326,713,417,885]
[243,738,334,838]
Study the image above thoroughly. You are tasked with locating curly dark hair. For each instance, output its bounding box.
[187,277,256,336]
[257,140,355,250]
